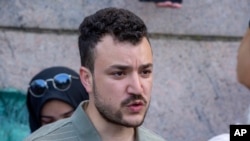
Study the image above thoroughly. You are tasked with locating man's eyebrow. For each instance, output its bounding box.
[139,63,153,69]
[109,63,153,70]
[109,65,132,70]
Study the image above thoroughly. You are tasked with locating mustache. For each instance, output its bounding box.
[121,95,147,106]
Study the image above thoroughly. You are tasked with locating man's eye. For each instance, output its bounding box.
[111,71,126,79]
[141,70,152,77]
[113,71,125,76]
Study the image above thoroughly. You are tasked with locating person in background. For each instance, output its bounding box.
[237,20,250,89]
[26,66,89,132]
[139,0,182,8]
[25,7,165,141]
[208,20,250,141]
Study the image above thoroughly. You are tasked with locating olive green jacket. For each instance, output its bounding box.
[24,101,165,141]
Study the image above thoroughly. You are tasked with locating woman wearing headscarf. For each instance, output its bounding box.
[26,66,89,132]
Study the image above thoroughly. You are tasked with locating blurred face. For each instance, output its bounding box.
[40,100,74,125]
[237,29,250,89]
[92,35,153,127]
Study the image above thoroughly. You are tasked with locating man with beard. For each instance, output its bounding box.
[25,7,165,141]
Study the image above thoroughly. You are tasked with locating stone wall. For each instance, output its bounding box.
[1,0,250,141]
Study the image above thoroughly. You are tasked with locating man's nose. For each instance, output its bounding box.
[127,73,143,95]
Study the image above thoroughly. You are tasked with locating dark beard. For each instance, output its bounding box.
[92,79,149,127]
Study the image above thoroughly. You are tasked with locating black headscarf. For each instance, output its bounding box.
[26,66,89,132]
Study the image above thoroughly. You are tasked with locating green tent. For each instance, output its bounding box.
[0,88,30,141]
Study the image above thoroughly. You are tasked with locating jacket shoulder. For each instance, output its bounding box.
[138,127,166,141]
[24,118,74,141]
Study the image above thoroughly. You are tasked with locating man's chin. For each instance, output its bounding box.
[121,116,145,127]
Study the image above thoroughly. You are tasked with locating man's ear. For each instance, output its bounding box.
[79,66,93,94]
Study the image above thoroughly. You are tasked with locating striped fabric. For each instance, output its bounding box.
[24,101,165,141]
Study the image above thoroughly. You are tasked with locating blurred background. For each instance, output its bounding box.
[0,0,250,141]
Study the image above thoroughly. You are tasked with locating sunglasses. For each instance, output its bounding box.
[29,73,78,98]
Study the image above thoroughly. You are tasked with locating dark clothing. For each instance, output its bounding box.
[26,66,89,132]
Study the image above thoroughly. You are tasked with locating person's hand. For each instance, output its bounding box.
[156,0,182,8]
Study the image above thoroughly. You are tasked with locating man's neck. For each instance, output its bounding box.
[84,101,136,141]
[100,127,135,141]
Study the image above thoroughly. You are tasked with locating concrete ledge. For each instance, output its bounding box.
[0,0,249,36]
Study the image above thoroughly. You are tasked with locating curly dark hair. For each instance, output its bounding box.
[78,7,149,73]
